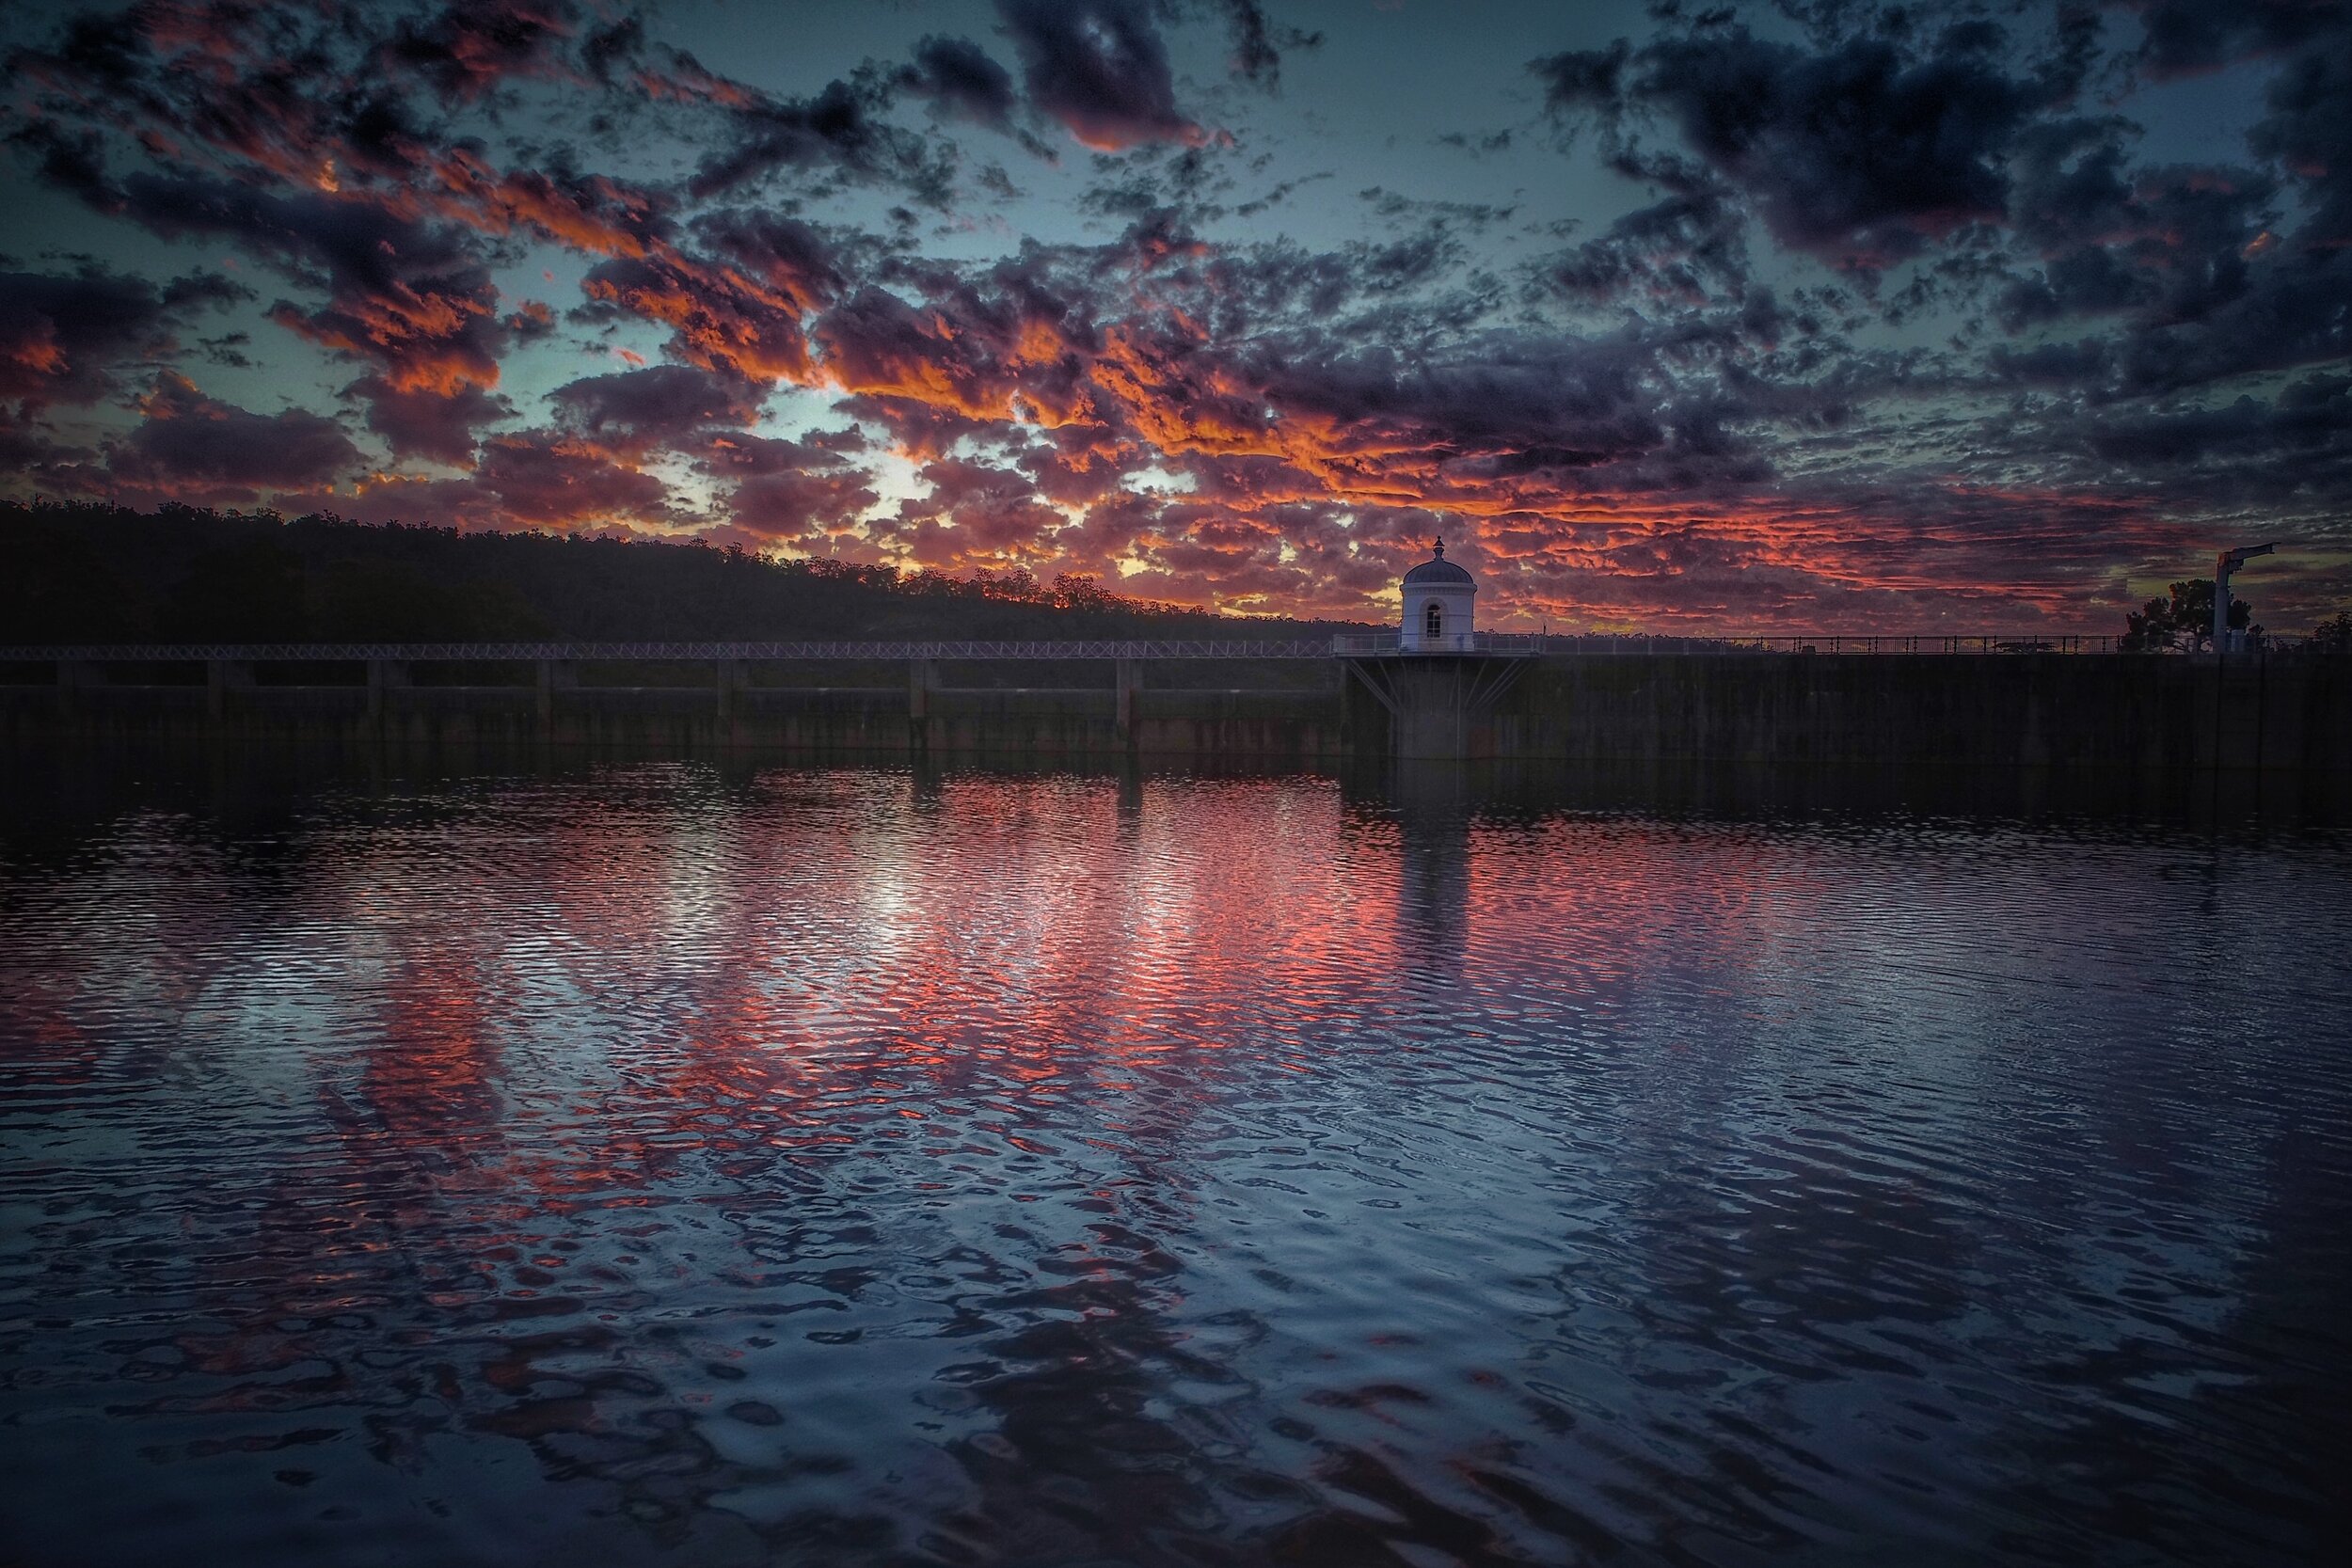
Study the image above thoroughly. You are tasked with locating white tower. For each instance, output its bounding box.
[1398,538,1476,652]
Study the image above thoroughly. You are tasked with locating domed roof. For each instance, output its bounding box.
[1402,540,1474,587]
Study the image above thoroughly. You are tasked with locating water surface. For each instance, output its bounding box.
[3,757,2347,1565]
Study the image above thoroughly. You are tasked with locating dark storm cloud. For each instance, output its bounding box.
[2249,32,2352,244]
[994,0,1206,150]
[468,431,670,525]
[113,372,361,495]
[833,393,1011,461]
[893,456,1068,555]
[0,404,75,470]
[380,2,582,102]
[1533,38,1629,109]
[1983,371,2352,518]
[1535,24,2039,270]
[0,265,245,407]
[1202,0,1321,85]
[109,170,516,399]
[548,365,766,453]
[1984,337,2112,387]
[575,210,846,384]
[4,0,692,463]
[2108,251,2352,395]
[682,73,940,201]
[816,286,1037,423]
[2000,91,2348,396]
[702,432,881,546]
[1963,6,2352,404]
[1996,126,2284,330]
[815,236,1111,434]
[1016,434,1136,506]
[1251,329,1674,470]
[12,2,571,193]
[5,120,115,208]
[2126,0,2342,76]
[1212,0,1280,82]
[350,377,514,467]
[787,207,1796,571]
[5,0,908,241]
[1516,2,2352,569]
[2082,376,2352,467]
[2004,117,2140,253]
[1548,155,1751,307]
[6,0,2349,626]
[896,36,1021,130]
[77,164,616,468]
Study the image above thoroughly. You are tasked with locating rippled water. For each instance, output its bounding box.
[3,757,2349,1566]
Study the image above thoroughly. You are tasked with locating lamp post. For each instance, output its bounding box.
[2214,543,2276,653]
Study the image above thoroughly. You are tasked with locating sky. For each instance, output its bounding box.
[3,0,2349,631]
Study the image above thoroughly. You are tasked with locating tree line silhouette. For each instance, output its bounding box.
[3,501,1359,645]
[2116,578,2352,655]
[15,500,2344,653]
[2119,578,2257,653]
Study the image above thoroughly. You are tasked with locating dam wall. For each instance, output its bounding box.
[0,672,1351,761]
[5,651,2346,771]
[1480,653,2352,773]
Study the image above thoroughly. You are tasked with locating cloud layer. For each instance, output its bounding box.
[2,0,2349,629]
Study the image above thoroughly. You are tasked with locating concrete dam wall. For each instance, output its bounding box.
[1,662,1352,762]
[1485,653,2350,773]
[5,651,2345,771]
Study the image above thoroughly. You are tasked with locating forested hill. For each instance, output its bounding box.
[4,503,1361,645]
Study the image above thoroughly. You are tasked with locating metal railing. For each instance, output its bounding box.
[1330,632,2119,657]
[3,633,2140,664]
[2,639,1338,662]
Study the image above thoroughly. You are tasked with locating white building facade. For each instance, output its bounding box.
[1398,540,1477,652]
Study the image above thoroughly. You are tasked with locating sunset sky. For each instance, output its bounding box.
[4,0,2349,629]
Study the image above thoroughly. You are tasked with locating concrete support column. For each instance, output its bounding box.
[910,657,938,748]
[57,659,101,714]
[716,658,746,726]
[206,658,253,721]
[536,657,576,723]
[367,658,410,722]
[1116,657,1141,741]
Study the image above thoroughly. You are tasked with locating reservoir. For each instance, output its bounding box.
[2,754,2346,1565]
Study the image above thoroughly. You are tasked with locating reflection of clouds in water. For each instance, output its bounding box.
[0,760,2346,1564]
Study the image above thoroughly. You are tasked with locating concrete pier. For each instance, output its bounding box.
[1343,654,1529,760]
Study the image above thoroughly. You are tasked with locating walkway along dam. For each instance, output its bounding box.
[5,637,2347,773]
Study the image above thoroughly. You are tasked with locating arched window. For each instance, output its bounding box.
[1424,602,1443,640]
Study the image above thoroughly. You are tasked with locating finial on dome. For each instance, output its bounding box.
[1433,537,1444,559]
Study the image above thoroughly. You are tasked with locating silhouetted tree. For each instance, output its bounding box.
[0,500,1363,645]
[315,559,548,640]
[2121,578,2256,652]
[158,536,309,641]
[4,520,148,641]
[2310,611,2352,654]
